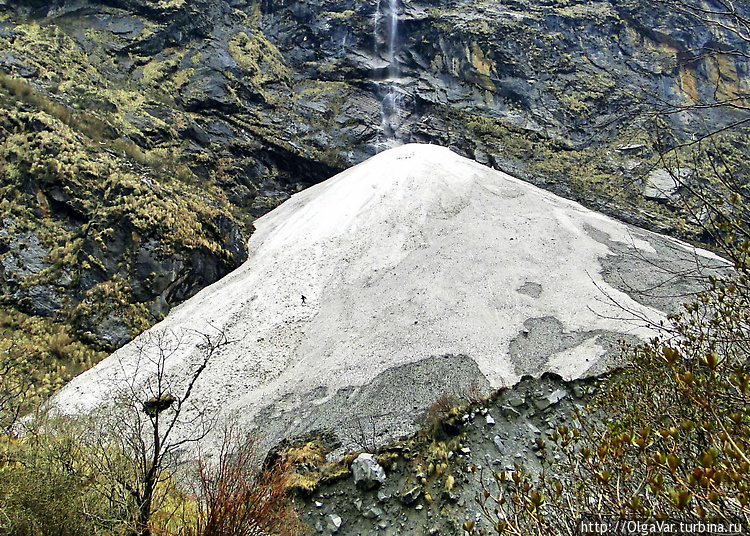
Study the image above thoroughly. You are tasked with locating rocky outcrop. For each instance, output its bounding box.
[644,168,691,202]
[296,373,597,535]
[0,104,247,356]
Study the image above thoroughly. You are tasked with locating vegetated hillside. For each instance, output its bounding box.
[0,0,748,389]
[0,73,248,396]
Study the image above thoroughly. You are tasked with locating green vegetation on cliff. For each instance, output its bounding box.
[0,69,246,396]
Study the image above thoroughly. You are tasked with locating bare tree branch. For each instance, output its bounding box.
[79,326,229,536]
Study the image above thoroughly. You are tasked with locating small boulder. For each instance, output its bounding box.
[493,435,506,454]
[548,389,567,405]
[533,397,551,411]
[644,168,692,202]
[326,514,342,533]
[400,485,422,505]
[502,406,520,418]
[362,505,383,519]
[352,453,386,490]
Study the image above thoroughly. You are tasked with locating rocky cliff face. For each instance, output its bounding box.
[3,0,748,208]
[257,0,750,211]
[0,0,748,386]
[0,85,248,394]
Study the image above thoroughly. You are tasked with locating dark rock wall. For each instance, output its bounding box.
[260,0,749,145]
[0,0,748,366]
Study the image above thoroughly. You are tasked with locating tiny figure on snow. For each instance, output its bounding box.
[301,294,307,305]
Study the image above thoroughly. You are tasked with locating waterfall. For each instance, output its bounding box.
[387,0,398,67]
[373,0,381,58]
[374,0,403,148]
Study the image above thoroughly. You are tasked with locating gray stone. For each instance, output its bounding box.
[548,389,567,405]
[23,285,62,317]
[441,490,459,503]
[352,453,386,489]
[362,505,383,519]
[493,435,506,454]
[4,232,49,276]
[377,489,391,503]
[526,422,541,435]
[534,388,567,411]
[94,313,131,349]
[485,414,495,426]
[400,485,422,505]
[502,406,521,418]
[508,396,526,407]
[474,148,489,165]
[644,168,692,202]
[326,514,342,533]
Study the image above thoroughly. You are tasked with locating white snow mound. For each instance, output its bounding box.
[53,144,726,451]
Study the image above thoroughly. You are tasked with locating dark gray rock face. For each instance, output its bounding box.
[1,0,748,351]
[0,224,61,318]
[260,0,750,145]
[4,0,749,203]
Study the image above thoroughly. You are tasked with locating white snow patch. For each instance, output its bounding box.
[545,337,606,380]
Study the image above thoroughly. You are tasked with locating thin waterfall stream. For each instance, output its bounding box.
[373,0,404,148]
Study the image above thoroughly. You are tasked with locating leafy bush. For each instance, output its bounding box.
[0,330,303,536]
[0,465,91,536]
[0,415,110,536]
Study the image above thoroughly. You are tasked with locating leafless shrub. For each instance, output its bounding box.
[191,427,303,536]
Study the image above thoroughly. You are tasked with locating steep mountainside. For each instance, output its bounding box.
[0,0,748,389]
[53,144,728,458]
